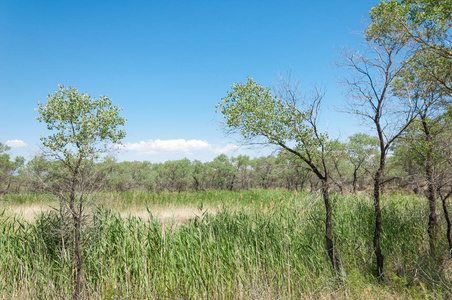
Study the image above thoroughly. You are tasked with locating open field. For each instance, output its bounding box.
[0,189,451,299]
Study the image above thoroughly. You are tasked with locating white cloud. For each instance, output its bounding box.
[214,144,239,154]
[120,139,211,154]
[6,139,27,148]
[118,139,239,157]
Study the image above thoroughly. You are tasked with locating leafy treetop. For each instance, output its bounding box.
[37,85,126,161]
[217,77,328,152]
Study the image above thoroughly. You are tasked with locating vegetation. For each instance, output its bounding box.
[1,190,451,299]
[218,76,341,272]
[363,0,452,277]
[36,85,126,299]
[0,142,24,194]
[2,0,452,298]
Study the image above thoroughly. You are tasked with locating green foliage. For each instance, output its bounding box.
[0,141,24,192]
[218,77,335,182]
[208,154,237,190]
[36,85,126,161]
[393,47,451,95]
[367,0,452,43]
[218,78,326,149]
[219,78,295,141]
[0,191,449,299]
[154,159,194,192]
[347,133,379,167]
[392,112,452,174]
[0,141,10,153]
[367,0,452,94]
[367,1,410,43]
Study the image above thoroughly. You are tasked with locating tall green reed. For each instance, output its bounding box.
[0,190,449,299]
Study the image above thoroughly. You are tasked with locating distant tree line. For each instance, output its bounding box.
[2,122,451,197]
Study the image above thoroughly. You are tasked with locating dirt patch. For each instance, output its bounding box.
[121,206,214,225]
[1,204,215,225]
[1,204,52,222]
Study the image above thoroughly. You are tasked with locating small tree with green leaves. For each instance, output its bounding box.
[217,77,341,273]
[0,142,24,194]
[346,133,379,193]
[36,85,126,299]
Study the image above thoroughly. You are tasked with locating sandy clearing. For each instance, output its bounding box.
[121,206,215,225]
[0,204,53,221]
[1,204,215,224]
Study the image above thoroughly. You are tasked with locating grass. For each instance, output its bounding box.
[0,189,450,299]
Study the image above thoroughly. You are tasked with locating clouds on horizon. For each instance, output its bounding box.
[6,139,27,148]
[119,139,238,156]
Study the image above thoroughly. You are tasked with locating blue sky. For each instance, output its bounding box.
[0,0,380,162]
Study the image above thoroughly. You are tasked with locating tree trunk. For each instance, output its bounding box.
[193,176,200,192]
[352,169,358,194]
[298,177,306,193]
[70,158,83,300]
[69,190,82,300]
[373,167,384,278]
[321,178,340,273]
[425,152,439,253]
[422,118,439,253]
[73,206,82,300]
[440,191,452,253]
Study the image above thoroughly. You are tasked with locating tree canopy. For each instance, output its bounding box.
[37,85,127,162]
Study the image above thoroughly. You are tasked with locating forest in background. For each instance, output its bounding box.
[1,121,451,195]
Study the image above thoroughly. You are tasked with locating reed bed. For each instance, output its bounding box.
[0,190,449,299]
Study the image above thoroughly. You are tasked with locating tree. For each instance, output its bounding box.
[346,133,379,194]
[276,150,311,191]
[232,155,251,190]
[157,159,193,192]
[327,140,349,194]
[208,154,237,190]
[0,142,24,194]
[367,0,452,258]
[340,28,416,277]
[104,160,137,191]
[392,49,452,252]
[36,85,126,299]
[217,77,341,273]
[367,0,452,93]
[250,155,278,189]
[192,160,209,191]
[22,155,50,193]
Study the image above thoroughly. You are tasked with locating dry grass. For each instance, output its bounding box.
[1,201,215,225]
[120,206,216,225]
[0,204,52,221]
